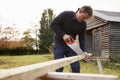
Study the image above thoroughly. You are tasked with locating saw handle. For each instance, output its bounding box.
[65,37,75,44]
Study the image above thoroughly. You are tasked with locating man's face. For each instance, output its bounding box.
[76,11,90,22]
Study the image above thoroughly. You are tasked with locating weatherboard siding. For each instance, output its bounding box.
[110,22,120,58]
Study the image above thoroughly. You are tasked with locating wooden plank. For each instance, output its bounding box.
[0,55,85,80]
[40,72,117,80]
[0,69,9,77]
[96,57,103,74]
[88,56,109,61]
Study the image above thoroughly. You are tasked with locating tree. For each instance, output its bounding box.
[0,38,10,48]
[0,16,24,49]
[22,31,35,49]
[0,26,19,41]
[38,9,54,53]
[28,21,40,51]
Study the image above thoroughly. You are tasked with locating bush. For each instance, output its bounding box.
[102,61,120,70]
[0,47,39,55]
[101,55,120,70]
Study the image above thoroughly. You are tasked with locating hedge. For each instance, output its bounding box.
[0,47,39,55]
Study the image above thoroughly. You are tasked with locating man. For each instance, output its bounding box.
[50,6,93,73]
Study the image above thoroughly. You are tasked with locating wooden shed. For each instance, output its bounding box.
[86,10,120,59]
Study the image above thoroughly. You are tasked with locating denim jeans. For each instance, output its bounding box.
[54,45,80,73]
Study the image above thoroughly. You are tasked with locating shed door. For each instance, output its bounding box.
[92,28,101,56]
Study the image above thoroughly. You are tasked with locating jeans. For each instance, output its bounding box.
[54,45,80,73]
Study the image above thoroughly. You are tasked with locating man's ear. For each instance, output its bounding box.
[79,9,82,13]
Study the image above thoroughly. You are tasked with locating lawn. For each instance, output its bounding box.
[0,54,120,80]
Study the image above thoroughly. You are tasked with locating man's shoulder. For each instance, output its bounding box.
[82,21,86,25]
[79,21,87,29]
[62,11,74,14]
[60,11,75,16]
[82,21,87,29]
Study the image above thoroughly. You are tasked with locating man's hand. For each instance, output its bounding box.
[84,52,92,58]
[63,34,74,42]
[83,52,92,64]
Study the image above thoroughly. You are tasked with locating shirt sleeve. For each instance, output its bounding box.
[79,22,87,52]
[50,11,67,37]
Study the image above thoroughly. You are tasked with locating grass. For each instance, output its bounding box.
[0,54,53,69]
[0,54,120,80]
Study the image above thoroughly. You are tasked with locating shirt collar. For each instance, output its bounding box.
[72,12,77,20]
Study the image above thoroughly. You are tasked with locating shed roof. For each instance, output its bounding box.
[94,10,120,22]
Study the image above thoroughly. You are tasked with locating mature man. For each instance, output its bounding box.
[50,6,93,73]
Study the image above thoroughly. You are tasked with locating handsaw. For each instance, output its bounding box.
[65,35,92,63]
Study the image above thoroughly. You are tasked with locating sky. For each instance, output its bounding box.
[0,0,120,33]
